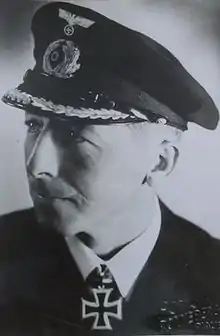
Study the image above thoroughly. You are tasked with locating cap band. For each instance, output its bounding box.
[3,88,146,122]
[2,68,187,129]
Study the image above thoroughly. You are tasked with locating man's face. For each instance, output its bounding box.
[25,111,177,250]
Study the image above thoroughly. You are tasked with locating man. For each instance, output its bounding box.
[1,1,220,335]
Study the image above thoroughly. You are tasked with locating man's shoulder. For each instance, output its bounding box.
[177,211,220,273]
[0,208,36,227]
[0,208,38,243]
[0,208,36,238]
[0,208,59,260]
[147,205,220,332]
[161,203,219,249]
[160,204,220,295]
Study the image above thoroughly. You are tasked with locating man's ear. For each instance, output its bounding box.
[141,124,182,187]
[142,141,179,187]
[152,140,179,176]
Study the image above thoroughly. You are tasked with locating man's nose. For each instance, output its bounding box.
[27,130,60,178]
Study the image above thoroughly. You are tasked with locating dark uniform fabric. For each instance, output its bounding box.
[0,204,220,335]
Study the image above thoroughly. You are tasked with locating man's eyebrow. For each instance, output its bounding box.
[50,118,87,129]
[24,117,43,125]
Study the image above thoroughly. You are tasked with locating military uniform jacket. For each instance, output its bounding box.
[0,203,220,335]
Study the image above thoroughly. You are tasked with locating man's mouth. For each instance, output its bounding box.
[34,190,86,209]
[30,177,87,208]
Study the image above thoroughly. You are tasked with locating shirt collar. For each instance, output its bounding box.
[65,200,161,298]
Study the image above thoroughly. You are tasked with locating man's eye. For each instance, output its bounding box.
[54,124,87,145]
[25,120,42,133]
[67,129,85,142]
[58,129,86,145]
[67,129,75,138]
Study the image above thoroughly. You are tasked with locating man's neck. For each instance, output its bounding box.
[80,189,160,256]
[65,198,161,297]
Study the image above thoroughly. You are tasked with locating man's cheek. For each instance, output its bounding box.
[78,139,102,168]
[61,144,94,180]
[63,145,101,190]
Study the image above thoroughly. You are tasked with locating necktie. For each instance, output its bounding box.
[81,264,123,330]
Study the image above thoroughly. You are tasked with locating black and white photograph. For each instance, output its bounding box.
[1,0,220,334]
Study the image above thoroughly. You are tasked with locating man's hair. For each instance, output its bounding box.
[125,110,183,142]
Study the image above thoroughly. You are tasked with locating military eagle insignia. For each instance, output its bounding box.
[59,8,95,36]
[43,39,81,78]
